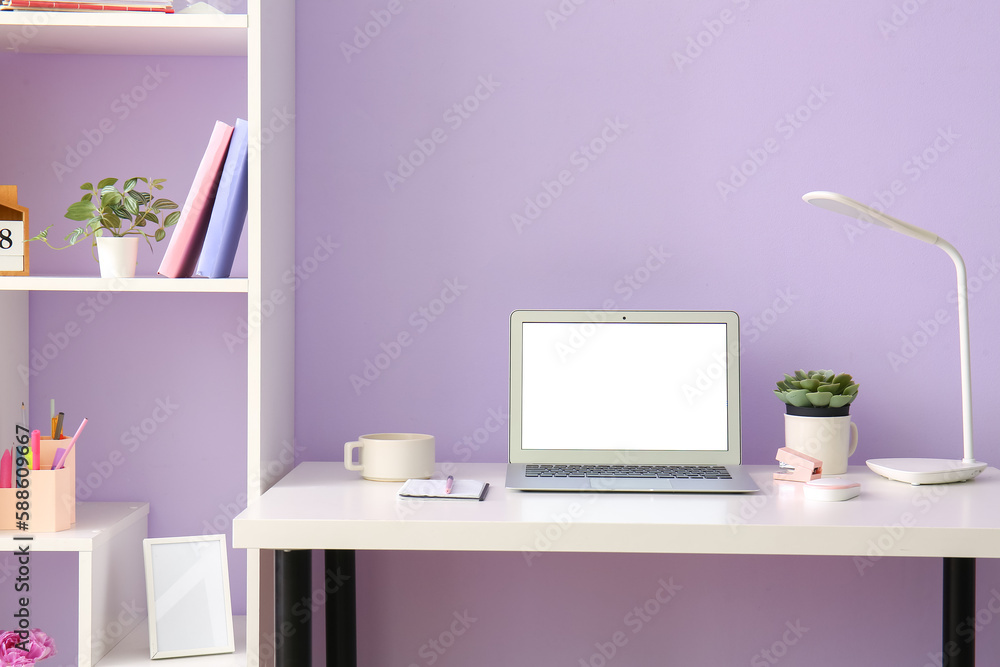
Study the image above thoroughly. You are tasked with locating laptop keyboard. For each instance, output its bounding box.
[524,464,732,479]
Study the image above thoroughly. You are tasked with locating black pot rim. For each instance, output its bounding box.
[785,404,851,417]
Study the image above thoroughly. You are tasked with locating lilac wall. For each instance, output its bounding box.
[296,0,1000,665]
[1,1,999,665]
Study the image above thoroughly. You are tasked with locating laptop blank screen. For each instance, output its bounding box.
[510,311,741,464]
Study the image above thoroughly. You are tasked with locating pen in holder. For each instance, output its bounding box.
[0,438,76,532]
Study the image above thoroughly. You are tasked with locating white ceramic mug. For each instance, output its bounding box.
[784,414,859,476]
[344,433,435,481]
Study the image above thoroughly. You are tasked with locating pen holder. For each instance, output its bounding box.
[0,438,76,532]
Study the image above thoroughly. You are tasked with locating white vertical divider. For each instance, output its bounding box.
[0,290,28,450]
[247,1,296,666]
[78,551,94,667]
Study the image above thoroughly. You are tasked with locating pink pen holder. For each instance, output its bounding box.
[0,438,76,532]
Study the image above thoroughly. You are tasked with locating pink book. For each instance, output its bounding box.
[158,120,234,278]
[2,1,174,11]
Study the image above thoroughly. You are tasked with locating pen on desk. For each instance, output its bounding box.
[54,412,64,439]
[53,417,87,470]
[445,475,454,494]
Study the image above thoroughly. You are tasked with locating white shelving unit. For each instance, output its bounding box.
[0,276,249,292]
[0,4,295,666]
[0,503,149,667]
[0,11,246,55]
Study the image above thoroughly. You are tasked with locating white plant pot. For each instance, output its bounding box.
[96,236,139,278]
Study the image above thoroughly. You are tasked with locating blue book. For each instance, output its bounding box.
[195,118,249,278]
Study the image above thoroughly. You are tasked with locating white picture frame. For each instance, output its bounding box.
[142,534,235,659]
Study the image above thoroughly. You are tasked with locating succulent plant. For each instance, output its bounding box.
[774,369,859,409]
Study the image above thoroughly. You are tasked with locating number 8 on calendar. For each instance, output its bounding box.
[0,185,30,276]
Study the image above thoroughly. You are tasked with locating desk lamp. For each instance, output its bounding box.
[802,191,987,485]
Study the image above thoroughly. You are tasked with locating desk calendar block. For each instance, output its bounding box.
[0,185,29,276]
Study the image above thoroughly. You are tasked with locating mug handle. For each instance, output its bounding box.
[848,422,859,457]
[344,441,364,471]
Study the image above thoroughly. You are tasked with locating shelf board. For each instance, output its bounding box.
[0,501,148,552]
[0,275,249,292]
[99,615,247,666]
[0,11,247,56]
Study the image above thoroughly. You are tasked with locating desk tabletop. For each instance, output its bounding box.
[232,463,1000,559]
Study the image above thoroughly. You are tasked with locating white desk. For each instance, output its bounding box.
[234,463,1000,666]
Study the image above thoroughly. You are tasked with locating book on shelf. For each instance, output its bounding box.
[158,120,234,278]
[195,118,249,279]
[0,0,174,11]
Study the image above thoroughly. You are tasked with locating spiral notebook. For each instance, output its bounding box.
[398,478,490,500]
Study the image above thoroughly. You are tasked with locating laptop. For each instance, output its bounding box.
[505,310,759,493]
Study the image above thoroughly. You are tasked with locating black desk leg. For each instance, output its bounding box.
[325,550,358,667]
[943,557,976,667]
[276,549,312,667]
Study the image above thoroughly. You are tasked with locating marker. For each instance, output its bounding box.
[53,417,87,470]
[50,399,56,438]
[30,429,40,470]
[54,412,65,440]
[445,475,454,494]
[0,449,11,489]
[14,432,31,480]
[20,402,27,430]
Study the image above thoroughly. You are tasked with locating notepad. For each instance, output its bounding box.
[398,478,489,501]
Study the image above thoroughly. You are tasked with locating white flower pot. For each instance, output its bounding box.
[96,236,139,278]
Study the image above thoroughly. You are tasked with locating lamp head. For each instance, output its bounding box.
[802,191,938,245]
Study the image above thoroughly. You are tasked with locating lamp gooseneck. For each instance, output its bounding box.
[934,237,975,463]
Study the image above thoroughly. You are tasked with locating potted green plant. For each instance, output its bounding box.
[774,369,858,412]
[774,369,860,475]
[29,177,180,278]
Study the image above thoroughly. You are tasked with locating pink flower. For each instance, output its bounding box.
[0,630,56,666]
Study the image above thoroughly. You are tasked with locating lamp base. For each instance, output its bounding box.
[866,458,987,485]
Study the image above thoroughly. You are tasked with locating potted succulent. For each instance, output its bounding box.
[774,369,858,414]
[774,369,860,475]
[28,177,180,278]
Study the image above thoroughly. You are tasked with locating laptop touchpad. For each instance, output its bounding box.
[590,479,673,491]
